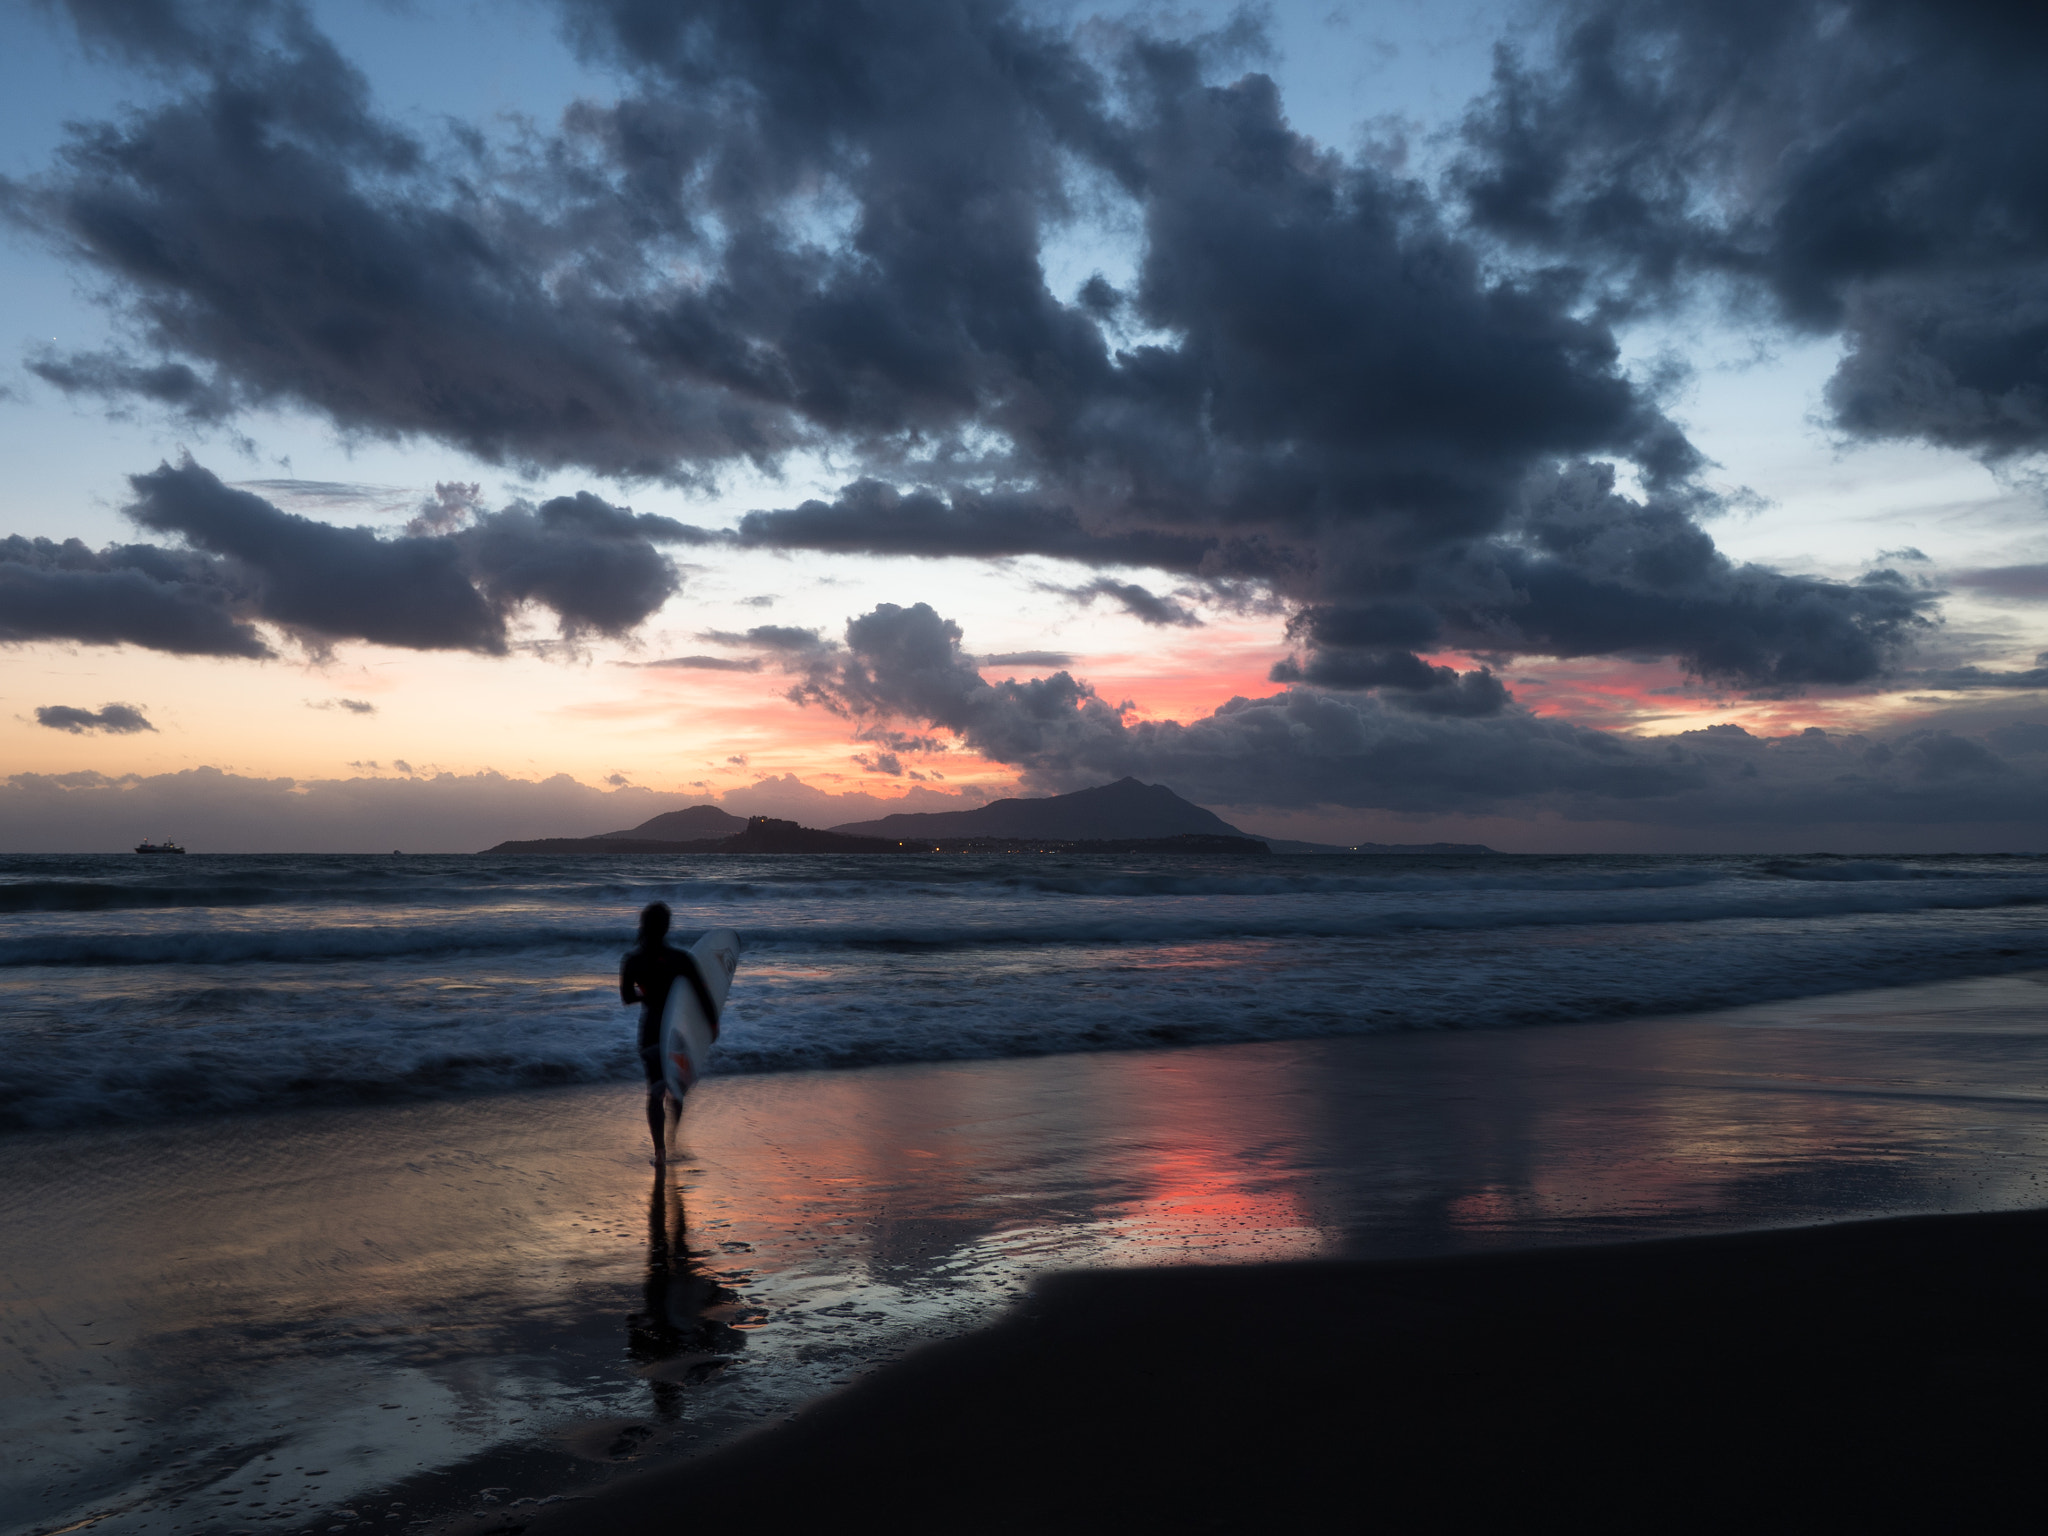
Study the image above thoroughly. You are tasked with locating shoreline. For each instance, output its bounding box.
[6,969,2048,1535]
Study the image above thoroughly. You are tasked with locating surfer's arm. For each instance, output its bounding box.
[620,955,642,1006]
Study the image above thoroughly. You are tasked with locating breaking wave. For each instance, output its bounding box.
[1,850,2043,1131]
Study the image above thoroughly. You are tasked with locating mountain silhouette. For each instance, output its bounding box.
[479,781,1494,855]
[600,805,747,841]
[830,777,1245,841]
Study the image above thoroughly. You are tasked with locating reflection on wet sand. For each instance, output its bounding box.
[627,1169,746,1422]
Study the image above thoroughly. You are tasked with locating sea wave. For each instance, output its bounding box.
[1,906,2042,1132]
[3,850,2036,914]
[2,877,2040,967]
[3,850,2043,1134]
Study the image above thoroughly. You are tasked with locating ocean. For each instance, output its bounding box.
[4,848,2045,1134]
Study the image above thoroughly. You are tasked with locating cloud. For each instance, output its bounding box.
[789,600,2048,827]
[980,651,1075,669]
[306,697,377,713]
[0,763,715,853]
[1952,565,2048,601]
[1269,463,1934,698]
[1268,647,1511,718]
[402,481,482,536]
[1456,0,2048,458]
[855,727,949,755]
[8,0,803,480]
[697,623,829,653]
[1991,721,2048,755]
[626,654,763,671]
[0,748,1011,853]
[690,623,836,674]
[1,531,271,657]
[1894,665,2048,692]
[4,456,704,656]
[736,482,1215,573]
[0,0,1976,701]
[34,702,156,734]
[456,489,712,639]
[1052,577,1203,628]
[124,457,505,650]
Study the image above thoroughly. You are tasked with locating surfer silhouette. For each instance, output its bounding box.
[621,902,717,1166]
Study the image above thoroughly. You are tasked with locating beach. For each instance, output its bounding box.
[8,968,2048,1535]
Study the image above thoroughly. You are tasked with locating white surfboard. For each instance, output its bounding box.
[661,928,740,1101]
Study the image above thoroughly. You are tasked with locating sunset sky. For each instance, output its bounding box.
[2,0,2044,852]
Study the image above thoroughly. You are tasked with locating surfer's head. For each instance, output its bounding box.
[637,902,672,945]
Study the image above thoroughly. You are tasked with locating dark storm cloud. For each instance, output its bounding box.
[1269,647,1512,718]
[9,0,801,480]
[3,0,1975,708]
[17,4,1682,540]
[0,531,270,656]
[26,352,236,418]
[1430,465,1933,686]
[1897,662,2048,692]
[4,457,698,656]
[1271,464,1933,701]
[1457,0,2048,457]
[709,27,1910,695]
[1053,578,1202,629]
[126,459,507,651]
[735,483,1215,573]
[34,702,156,734]
[458,491,709,639]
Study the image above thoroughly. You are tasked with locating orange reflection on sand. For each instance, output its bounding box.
[1076,1046,1328,1263]
[680,1031,1337,1272]
[1099,1143,1325,1261]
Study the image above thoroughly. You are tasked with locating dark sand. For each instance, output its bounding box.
[513,1207,2048,1533]
[7,971,2048,1534]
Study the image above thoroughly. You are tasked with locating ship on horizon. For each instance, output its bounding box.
[134,840,186,855]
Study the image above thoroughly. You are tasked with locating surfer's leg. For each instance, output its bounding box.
[646,1083,668,1165]
[665,1090,683,1146]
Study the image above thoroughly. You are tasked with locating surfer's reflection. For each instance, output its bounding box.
[627,1168,747,1420]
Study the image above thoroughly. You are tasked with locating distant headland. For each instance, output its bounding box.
[478,778,1495,856]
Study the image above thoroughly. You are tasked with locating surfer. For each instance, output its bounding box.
[621,903,717,1166]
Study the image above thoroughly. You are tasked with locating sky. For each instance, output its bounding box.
[1,0,2044,853]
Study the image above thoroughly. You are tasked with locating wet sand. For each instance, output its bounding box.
[5,970,2048,1535]
[518,1208,2048,1533]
